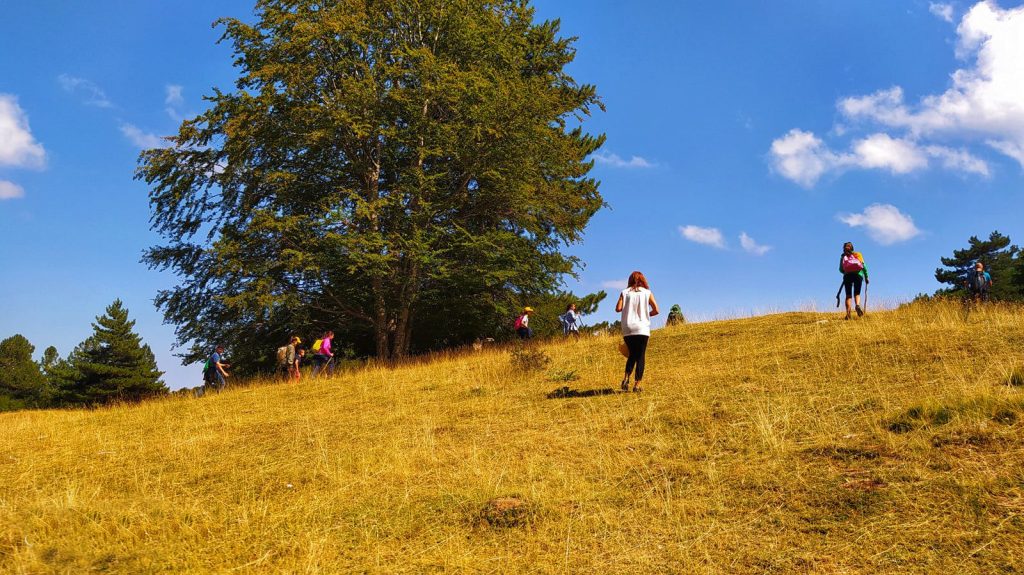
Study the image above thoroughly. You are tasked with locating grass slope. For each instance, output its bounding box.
[2,301,1024,574]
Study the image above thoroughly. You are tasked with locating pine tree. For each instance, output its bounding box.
[58,300,167,406]
[934,231,1020,301]
[0,334,47,410]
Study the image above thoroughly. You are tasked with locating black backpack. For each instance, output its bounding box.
[967,271,988,294]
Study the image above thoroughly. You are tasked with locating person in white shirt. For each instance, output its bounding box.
[615,271,660,392]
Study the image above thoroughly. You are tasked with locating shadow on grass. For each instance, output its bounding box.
[546,386,617,399]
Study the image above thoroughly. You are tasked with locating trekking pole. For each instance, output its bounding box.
[863,280,868,313]
[835,282,844,308]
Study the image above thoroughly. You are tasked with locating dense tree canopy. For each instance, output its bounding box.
[138,0,606,369]
[0,334,48,410]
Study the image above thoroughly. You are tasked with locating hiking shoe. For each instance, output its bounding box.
[620,380,629,392]
[632,384,643,393]
[856,305,864,317]
[844,313,851,320]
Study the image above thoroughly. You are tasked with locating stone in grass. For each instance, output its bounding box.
[477,497,537,529]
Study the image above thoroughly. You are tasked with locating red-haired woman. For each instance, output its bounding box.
[615,271,660,392]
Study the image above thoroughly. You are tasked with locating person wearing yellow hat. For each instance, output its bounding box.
[515,307,534,339]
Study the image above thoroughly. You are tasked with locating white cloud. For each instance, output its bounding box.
[773,1,1024,186]
[0,180,25,200]
[769,129,838,187]
[592,151,654,169]
[679,225,726,249]
[838,204,922,245]
[57,74,113,108]
[930,2,955,22]
[770,129,990,185]
[851,133,928,174]
[838,2,1024,165]
[0,94,46,169]
[600,279,627,290]
[120,123,167,149]
[165,85,184,107]
[739,232,772,255]
[925,144,991,175]
[165,85,185,121]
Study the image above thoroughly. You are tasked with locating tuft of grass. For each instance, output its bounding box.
[1,299,1024,573]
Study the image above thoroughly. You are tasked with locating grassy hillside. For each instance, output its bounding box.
[2,301,1023,574]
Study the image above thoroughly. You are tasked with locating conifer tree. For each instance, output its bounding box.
[934,231,1020,301]
[58,300,167,406]
[0,334,47,410]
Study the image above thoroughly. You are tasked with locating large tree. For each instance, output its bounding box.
[139,0,605,368]
[0,334,48,410]
[934,231,1020,301]
[56,300,167,406]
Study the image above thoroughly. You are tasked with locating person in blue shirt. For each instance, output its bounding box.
[206,345,231,390]
[964,261,993,303]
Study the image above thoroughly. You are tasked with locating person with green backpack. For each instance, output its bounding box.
[203,345,230,390]
[838,242,870,320]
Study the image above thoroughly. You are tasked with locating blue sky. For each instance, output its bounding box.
[2,1,1023,389]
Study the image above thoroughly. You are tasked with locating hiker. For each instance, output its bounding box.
[293,348,306,381]
[839,242,869,320]
[277,336,301,381]
[311,330,335,377]
[560,303,581,339]
[515,307,533,340]
[666,304,685,326]
[964,261,992,303]
[616,271,660,392]
[204,345,230,390]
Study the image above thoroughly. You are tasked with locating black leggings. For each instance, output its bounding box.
[843,272,863,299]
[623,335,649,382]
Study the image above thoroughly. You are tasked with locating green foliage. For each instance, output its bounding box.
[934,231,1021,301]
[55,300,167,407]
[0,334,48,409]
[138,0,605,369]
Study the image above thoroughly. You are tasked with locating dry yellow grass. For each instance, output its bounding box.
[2,300,1023,573]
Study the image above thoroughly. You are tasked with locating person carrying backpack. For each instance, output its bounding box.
[276,336,300,381]
[203,345,230,390]
[311,330,335,377]
[560,303,581,339]
[515,307,533,340]
[839,242,869,320]
[963,261,992,303]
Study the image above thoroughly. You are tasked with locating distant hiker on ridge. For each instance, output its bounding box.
[616,271,660,393]
[560,303,581,340]
[515,307,534,340]
[964,261,992,303]
[839,242,869,320]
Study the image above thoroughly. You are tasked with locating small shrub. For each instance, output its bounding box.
[510,348,551,373]
[475,496,537,529]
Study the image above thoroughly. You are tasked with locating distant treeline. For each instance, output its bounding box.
[0,300,166,412]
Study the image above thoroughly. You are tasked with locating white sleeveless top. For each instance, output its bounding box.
[620,287,652,337]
